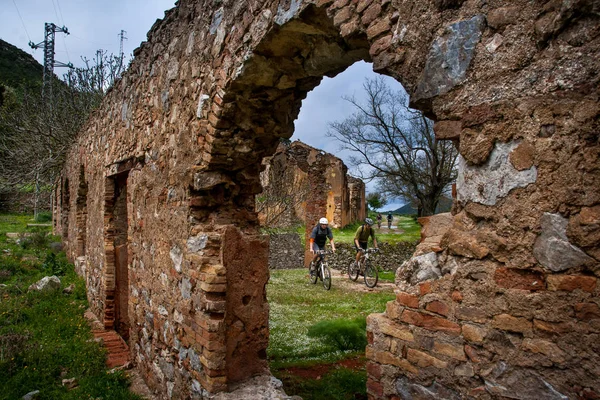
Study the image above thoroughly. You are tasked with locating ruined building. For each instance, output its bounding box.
[258,140,366,228]
[54,0,599,398]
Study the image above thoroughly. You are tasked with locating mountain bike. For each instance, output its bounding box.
[309,249,332,290]
[348,248,379,288]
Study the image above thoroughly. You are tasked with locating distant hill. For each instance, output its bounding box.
[390,196,453,215]
[0,39,43,90]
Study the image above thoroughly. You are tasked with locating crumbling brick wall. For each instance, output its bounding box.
[53,0,599,398]
[260,140,366,229]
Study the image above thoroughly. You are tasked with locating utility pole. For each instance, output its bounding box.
[118,30,128,72]
[29,23,73,98]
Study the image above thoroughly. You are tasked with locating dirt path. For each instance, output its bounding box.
[329,268,396,293]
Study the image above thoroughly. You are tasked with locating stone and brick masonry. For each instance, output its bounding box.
[259,140,366,229]
[54,0,599,398]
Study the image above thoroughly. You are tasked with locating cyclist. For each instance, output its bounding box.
[353,218,378,267]
[309,217,336,271]
[387,213,393,229]
[376,213,382,228]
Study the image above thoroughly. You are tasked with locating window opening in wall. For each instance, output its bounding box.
[104,171,130,341]
[264,59,459,398]
[62,178,70,239]
[76,167,88,257]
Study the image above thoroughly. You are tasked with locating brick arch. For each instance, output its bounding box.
[54,0,599,398]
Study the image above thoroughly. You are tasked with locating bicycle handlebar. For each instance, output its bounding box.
[315,249,333,255]
[359,248,379,253]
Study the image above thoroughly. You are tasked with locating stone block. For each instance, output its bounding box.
[367,378,384,397]
[366,17,390,40]
[361,2,381,26]
[464,345,481,363]
[521,338,566,364]
[366,346,419,374]
[366,361,382,380]
[487,6,520,29]
[454,363,475,377]
[575,303,600,321]
[494,267,545,291]
[532,319,574,334]
[385,300,404,320]
[433,341,466,360]
[546,275,597,293]
[407,348,448,369]
[492,314,532,333]
[434,120,462,140]
[456,306,488,323]
[462,324,487,343]
[533,213,594,272]
[377,316,415,342]
[401,309,461,335]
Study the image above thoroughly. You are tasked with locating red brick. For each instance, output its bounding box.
[547,275,597,293]
[367,378,384,397]
[575,303,600,321]
[494,267,545,291]
[451,291,463,303]
[425,300,450,317]
[366,361,382,380]
[397,292,419,308]
[401,309,461,335]
[419,281,432,295]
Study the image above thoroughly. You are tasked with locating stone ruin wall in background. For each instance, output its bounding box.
[52,0,599,398]
[259,140,366,229]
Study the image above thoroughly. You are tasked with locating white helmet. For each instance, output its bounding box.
[319,217,328,225]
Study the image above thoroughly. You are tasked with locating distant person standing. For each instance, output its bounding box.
[387,213,393,229]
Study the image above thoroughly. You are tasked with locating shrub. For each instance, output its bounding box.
[307,317,367,352]
[42,252,68,276]
[34,212,52,223]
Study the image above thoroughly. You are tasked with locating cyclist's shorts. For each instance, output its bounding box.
[356,242,368,251]
[312,243,326,252]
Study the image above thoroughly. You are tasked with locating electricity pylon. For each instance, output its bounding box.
[29,23,73,98]
[118,30,127,72]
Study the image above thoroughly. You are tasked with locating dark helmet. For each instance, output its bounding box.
[365,218,374,226]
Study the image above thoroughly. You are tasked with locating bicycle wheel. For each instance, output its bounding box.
[309,261,318,284]
[348,260,359,281]
[364,260,378,288]
[322,264,332,290]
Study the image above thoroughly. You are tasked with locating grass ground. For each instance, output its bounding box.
[332,215,420,244]
[267,269,395,399]
[0,213,140,400]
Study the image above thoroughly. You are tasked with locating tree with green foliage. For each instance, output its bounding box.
[366,191,387,211]
[327,77,458,217]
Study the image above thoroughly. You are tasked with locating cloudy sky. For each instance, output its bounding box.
[1,0,405,210]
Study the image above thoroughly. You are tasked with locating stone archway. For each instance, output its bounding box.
[54,0,599,398]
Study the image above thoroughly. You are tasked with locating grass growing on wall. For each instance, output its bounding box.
[0,214,141,400]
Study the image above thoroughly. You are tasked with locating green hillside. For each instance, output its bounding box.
[0,39,43,90]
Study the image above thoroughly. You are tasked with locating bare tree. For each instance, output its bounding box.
[0,51,124,216]
[327,77,458,217]
[257,151,311,228]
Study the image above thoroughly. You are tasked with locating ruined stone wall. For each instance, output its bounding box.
[52,0,598,398]
[259,140,365,229]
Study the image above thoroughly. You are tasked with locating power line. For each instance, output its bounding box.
[11,0,32,42]
[29,23,73,99]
